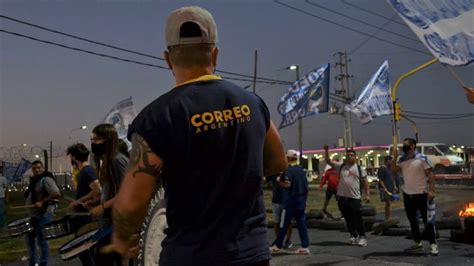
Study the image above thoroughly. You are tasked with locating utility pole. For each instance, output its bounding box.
[252,50,258,93]
[50,141,53,173]
[335,51,354,148]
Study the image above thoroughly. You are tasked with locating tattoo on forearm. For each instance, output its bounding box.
[129,134,163,178]
[113,210,143,241]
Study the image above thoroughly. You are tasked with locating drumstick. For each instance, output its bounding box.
[67,212,91,216]
[10,204,35,209]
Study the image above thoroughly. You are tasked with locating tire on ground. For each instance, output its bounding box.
[372,218,400,235]
[382,227,409,236]
[306,209,324,220]
[319,219,347,230]
[435,217,461,230]
[361,205,376,216]
[363,216,376,232]
[450,229,466,243]
[306,219,321,229]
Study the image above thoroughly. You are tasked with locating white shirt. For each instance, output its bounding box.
[398,153,432,195]
[336,163,367,199]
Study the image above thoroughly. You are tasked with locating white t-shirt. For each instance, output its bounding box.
[0,175,7,198]
[336,163,367,199]
[398,153,432,195]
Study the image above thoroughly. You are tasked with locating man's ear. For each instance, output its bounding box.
[211,47,219,69]
[164,50,172,70]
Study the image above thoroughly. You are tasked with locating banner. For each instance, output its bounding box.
[345,61,392,124]
[388,0,474,66]
[1,161,20,183]
[278,64,330,128]
[103,97,136,149]
[14,158,32,181]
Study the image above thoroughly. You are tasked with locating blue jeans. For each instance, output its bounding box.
[0,198,5,229]
[275,197,309,248]
[25,212,53,266]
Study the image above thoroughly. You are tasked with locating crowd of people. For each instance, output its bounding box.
[0,5,440,265]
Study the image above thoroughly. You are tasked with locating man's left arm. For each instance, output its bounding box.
[106,133,163,258]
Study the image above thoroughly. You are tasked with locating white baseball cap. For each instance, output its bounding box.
[165,6,218,47]
[286,149,299,159]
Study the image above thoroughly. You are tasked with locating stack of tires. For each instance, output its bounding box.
[450,217,474,244]
[305,209,324,229]
[361,205,377,232]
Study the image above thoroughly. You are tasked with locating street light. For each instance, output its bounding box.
[69,125,88,141]
[287,64,303,164]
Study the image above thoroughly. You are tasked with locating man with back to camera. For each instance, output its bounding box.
[270,150,310,255]
[324,145,370,247]
[106,6,287,266]
[391,138,438,256]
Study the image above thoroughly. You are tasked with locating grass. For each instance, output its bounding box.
[0,181,454,262]
[0,190,90,262]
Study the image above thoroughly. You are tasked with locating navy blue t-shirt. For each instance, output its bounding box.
[378,165,395,193]
[128,78,271,265]
[283,165,308,208]
[75,165,97,200]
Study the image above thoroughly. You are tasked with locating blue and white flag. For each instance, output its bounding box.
[345,61,392,124]
[388,0,474,66]
[14,158,32,181]
[103,97,136,150]
[1,161,20,183]
[278,64,330,128]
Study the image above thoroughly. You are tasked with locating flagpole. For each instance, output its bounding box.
[391,58,438,149]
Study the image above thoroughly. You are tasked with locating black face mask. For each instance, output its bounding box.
[91,143,107,157]
[402,145,411,154]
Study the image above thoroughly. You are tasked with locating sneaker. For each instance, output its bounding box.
[295,247,310,255]
[357,237,367,247]
[349,237,358,245]
[404,241,423,253]
[284,240,293,249]
[430,243,439,256]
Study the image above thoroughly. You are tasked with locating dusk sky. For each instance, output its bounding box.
[1,0,473,164]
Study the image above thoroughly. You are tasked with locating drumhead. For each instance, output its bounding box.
[135,188,167,266]
[8,218,30,227]
[59,229,98,251]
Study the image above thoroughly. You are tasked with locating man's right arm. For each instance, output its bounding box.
[324,145,336,169]
[263,120,287,177]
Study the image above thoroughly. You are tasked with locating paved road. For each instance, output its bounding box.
[2,185,473,265]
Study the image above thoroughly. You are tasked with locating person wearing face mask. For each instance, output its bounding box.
[391,138,438,256]
[90,124,129,265]
[66,143,101,265]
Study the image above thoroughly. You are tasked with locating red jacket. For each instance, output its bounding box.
[320,168,339,191]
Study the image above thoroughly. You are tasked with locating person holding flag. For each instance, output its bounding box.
[391,138,438,256]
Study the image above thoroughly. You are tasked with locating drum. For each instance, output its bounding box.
[7,218,33,237]
[136,188,167,266]
[42,215,74,239]
[58,229,98,261]
[58,226,112,261]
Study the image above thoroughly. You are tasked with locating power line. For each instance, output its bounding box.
[305,0,419,43]
[348,13,399,55]
[0,14,291,84]
[0,29,285,85]
[273,0,430,55]
[0,29,170,69]
[340,0,409,27]
[404,114,474,120]
[404,110,474,117]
